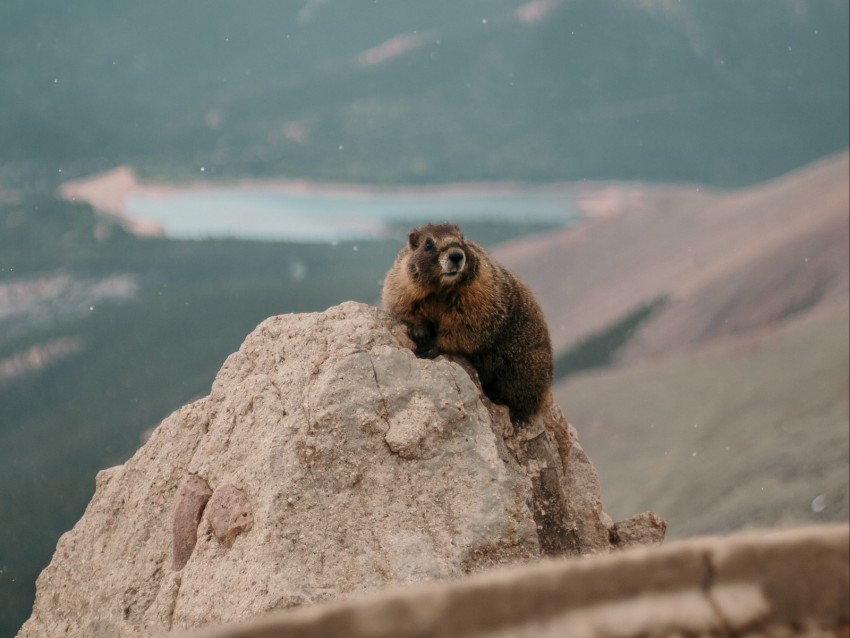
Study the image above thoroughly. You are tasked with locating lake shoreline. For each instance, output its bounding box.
[58,164,686,242]
[59,166,574,231]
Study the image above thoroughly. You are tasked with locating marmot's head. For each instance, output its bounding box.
[405,223,477,289]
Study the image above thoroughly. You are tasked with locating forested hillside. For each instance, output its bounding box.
[1,0,847,186]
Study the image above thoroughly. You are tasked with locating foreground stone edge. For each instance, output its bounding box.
[176,525,850,638]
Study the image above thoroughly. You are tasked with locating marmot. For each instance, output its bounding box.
[382,223,553,422]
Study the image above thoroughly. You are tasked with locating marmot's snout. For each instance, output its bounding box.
[440,247,466,279]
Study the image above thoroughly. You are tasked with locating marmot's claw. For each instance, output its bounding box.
[409,324,438,357]
[417,344,439,359]
[412,335,438,358]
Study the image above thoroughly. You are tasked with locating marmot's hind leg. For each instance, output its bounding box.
[487,353,548,423]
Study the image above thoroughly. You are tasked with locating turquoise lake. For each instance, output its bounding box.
[124,187,578,242]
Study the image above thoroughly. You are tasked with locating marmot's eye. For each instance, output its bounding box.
[424,238,435,252]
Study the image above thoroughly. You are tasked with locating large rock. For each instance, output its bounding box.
[19,302,662,637]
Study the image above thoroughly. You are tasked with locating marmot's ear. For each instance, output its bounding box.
[408,230,420,248]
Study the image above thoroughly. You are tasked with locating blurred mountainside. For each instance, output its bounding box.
[492,151,849,541]
[499,151,849,359]
[1,0,848,187]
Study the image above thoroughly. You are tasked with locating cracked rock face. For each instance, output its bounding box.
[19,302,656,637]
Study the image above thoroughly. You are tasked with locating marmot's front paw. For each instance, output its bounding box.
[407,325,438,359]
[415,341,439,359]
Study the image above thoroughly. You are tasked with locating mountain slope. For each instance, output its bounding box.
[554,300,849,538]
[492,152,850,540]
[497,151,850,359]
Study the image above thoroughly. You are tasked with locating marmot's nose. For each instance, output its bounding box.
[447,250,464,267]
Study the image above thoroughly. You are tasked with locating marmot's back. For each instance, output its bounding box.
[382,223,553,422]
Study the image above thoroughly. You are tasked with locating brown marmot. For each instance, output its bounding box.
[382,222,553,422]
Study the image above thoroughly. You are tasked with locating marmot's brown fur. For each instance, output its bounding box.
[382,223,553,422]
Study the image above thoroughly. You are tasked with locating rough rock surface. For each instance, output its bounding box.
[19,302,661,637]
